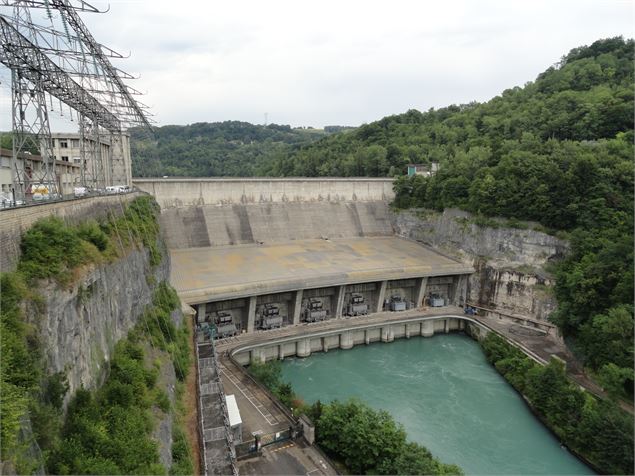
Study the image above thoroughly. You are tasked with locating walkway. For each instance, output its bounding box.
[472,313,634,414]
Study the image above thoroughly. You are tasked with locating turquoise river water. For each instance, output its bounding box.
[281,333,593,475]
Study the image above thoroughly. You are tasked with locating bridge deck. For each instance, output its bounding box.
[171,236,473,303]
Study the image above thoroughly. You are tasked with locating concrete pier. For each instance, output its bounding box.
[292,290,303,325]
[334,285,346,318]
[421,320,434,337]
[297,339,311,358]
[340,331,353,350]
[251,347,266,364]
[226,312,494,366]
[376,280,388,313]
[247,296,257,333]
[415,277,428,308]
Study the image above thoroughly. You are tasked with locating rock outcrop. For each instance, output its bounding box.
[392,208,568,320]
[26,246,169,400]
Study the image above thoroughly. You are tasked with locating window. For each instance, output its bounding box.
[60,140,68,148]
[61,156,69,162]
[71,139,80,148]
[73,157,81,164]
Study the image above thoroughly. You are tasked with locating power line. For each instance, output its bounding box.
[0,0,152,202]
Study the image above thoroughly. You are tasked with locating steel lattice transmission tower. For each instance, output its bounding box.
[0,0,152,203]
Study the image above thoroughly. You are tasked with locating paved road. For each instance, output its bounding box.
[215,355,338,475]
[238,440,336,476]
[218,357,290,439]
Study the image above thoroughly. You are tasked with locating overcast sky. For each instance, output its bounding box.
[1,0,633,129]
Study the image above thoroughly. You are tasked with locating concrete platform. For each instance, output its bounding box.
[171,236,473,303]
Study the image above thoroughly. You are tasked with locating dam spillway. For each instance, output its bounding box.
[135,178,473,335]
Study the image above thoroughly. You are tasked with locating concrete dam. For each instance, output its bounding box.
[134,178,475,334]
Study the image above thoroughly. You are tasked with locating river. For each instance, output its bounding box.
[281,333,593,475]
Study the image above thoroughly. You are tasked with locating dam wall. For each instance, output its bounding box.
[160,201,395,248]
[133,177,395,209]
[134,178,397,249]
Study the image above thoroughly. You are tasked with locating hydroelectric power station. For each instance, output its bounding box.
[132,177,489,474]
[134,178,474,339]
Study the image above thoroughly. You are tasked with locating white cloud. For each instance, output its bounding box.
[1,0,633,129]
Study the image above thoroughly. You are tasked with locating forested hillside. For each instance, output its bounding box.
[387,37,633,399]
[267,37,632,177]
[130,121,328,177]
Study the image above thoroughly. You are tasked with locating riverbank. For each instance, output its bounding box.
[280,334,593,475]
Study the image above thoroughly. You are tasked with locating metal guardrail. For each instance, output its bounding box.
[0,188,142,211]
[466,302,557,332]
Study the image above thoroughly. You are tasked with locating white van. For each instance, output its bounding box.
[74,186,88,198]
[106,185,130,194]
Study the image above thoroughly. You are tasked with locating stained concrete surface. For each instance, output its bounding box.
[172,236,473,303]
[159,200,395,249]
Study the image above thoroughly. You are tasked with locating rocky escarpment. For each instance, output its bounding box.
[392,208,568,320]
[25,246,169,401]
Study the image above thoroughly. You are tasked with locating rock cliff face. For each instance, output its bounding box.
[26,246,169,399]
[392,208,568,320]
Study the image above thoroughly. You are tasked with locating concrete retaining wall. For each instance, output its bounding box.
[133,178,395,209]
[0,192,143,272]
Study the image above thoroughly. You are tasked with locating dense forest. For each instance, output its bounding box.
[481,333,632,474]
[389,37,635,400]
[130,122,330,177]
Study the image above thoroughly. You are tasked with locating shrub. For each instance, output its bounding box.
[170,426,194,475]
[76,221,110,251]
[316,398,461,475]
[479,333,634,474]
[18,217,87,282]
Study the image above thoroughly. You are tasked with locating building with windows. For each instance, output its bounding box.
[0,147,81,199]
[51,132,132,188]
[1,132,131,202]
[407,162,439,177]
